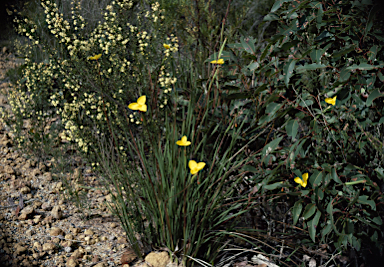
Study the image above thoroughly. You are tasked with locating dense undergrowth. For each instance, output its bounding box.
[1,0,384,266]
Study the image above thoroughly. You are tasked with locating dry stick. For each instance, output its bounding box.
[0,198,37,210]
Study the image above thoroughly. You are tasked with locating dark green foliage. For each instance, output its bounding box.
[222,0,384,261]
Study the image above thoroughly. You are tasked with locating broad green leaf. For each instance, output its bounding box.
[371,231,378,242]
[372,216,382,225]
[345,218,354,234]
[315,31,333,41]
[281,40,300,51]
[331,167,342,184]
[352,236,361,251]
[284,59,296,87]
[292,201,303,225]
[339,67,351,82]
[262,136,284,158]
[332,45,355,58]
[308,210,321,242]
[357,195,376,210]
[266,102,283,115]
[309,170,322,187]
[286,119,299,139]
[264,182,284,190]
[263,13,280,21]
[321,221,332,236]
[296,63,327,71]
[314,187,324,200]
[303,203,316,220]
[242,165,258,173]
[271,0,290,12]
[326,200,333,215]
[366,89,384,106]
[248,62,259,71]
[293,138,307,162]
[378,72,384,82]
[310,49,323,63]
[240,36,255,54]
[368,45,378,61]
[346,63,383,71]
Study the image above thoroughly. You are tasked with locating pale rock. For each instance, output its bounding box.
[66,257,79,267]
[65,234,74,240]
[42,242,56,251]
[20,186,31,194]
[41,202,51,211]
[33,215,42,224]
[84,228,94,236]
[94,263,105,267]
[19,206,34,220]
[51,205,63,219]
[15,244,27,255]
[43,172,52,181]
[71,249,84,259]
[33,242,41,250]
[145,251,170,267]
[33,200,42,209]
[49,227,64,236]
[4,165,14,174]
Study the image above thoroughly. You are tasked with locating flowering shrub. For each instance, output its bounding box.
[6,0,178,164]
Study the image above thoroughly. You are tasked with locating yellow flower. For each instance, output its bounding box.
[325,96,337,106]
[163,44,171,49]
[294,173,309,187]
[88,54,102,60]
[210,58,224,64]
[188,160,206,175]
[176,136,191,146]
[128,96,147,112]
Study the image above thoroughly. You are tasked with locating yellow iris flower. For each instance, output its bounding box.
[325,96,337,106]
[128,96,147,112]
[210,58,224,64]
[188,160,206,175]
[176,136,191,146]
[294,173,309,187]
[88,54,102,60]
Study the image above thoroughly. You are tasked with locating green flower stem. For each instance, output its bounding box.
[345,180,366,186]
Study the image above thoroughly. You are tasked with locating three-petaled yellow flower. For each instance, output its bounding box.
[210,58,224,65]
[325,96,337,106]
[163,44,171,49]
[88,54,102,60]
[294,173,309,187]
[188,160,206,175]
[128,96,147,112]
[176,136,191,146]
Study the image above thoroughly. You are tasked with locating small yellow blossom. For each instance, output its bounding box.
[176,136,191,146]
[210,58,224,64]
[325,96,337,106]
[163,43,171,49]
[189,160,206,175]
[128,95,147,112]
[294,173,309,187]
[88,54,102,60]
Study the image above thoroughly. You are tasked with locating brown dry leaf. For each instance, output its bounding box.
[120,248,138,265]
